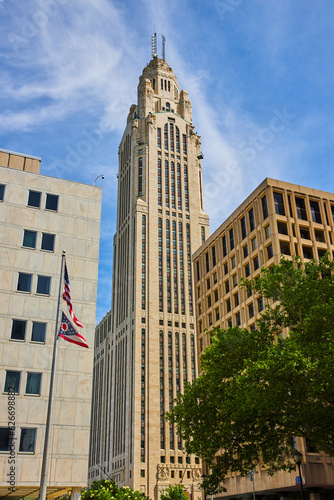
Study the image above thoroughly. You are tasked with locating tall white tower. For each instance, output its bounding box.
[89,52,209,500]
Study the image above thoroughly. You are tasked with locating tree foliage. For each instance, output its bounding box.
[167,256,334,493]
[160,484,189,500]
[81,479,150,500]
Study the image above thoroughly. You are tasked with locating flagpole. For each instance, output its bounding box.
[39,250,66,500]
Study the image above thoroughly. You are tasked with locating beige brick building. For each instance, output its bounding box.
[89,56,210,499]
[0,149,102,499]
[193,178,334,499]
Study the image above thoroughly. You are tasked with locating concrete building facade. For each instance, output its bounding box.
[193,178,334,499]
[0,149,102,499]
[89,56,209,499]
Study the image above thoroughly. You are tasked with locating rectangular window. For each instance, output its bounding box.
[0,184,6,201]
[258,297,264,312]
[17,273,32,292]
[228,318,232,328]
[11,319,26,341]
[205,252,209,273]
[213,272,217,284]
[309,200,322,224]
[26,373,42,395]
[240,216,246,239]
[31,322,46,343]
[280,241,291,256]
[157,128,161,149]
[0,428,11,452]
[23,230,37,249]
[248,303,254,318]
[235,312,241,326]
[212,245,216,267]
[232,274,237,288]
[45,194,59,211]
[264,225,271,239]
[36,276,51,295]
[196,261,200,282]
[315,230,325,243]
[267,244,273,259]
[41,233,55,252]
[4,371,21,393]
[19,428,36,453]
[303,246,313,259]
[248,208,255,232]
[206,278,210,290]
[229,227,234,250]
[261,195,268,219]
[208,313,212,326]
[225,280,230,293]
[215,308,220,321]
[274,192,285,216]
[231,255,236,269]
[251,237,257,251]
[226,299,231,313]
[295,197,307,220]
[234,293,239,307]
[214,289,219,303]
[222,235,227,257]
[253,256,259,271]
[27,190,41,208]
[277,221,288,235]
[243,245,248,258]
[244,263,250,277]
[207,295,212,308]
[300,227,310,239]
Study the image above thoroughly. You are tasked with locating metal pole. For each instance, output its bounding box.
[297,462,305,500]
[39,251,66,500]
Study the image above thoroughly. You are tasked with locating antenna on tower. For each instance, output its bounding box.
[162,34,166,61]
[151,33,157,58]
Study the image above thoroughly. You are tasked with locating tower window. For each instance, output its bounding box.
[161,79,163,90]
[153,79,155,90]
[168,81,170,92]
[138,157,143,196]
[166,102,170,111]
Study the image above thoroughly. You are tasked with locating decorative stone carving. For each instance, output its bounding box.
[157,465,169,480]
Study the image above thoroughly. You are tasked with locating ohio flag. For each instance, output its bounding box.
[58,312,88,348]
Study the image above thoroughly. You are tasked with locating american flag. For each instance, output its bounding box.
[63,262,83,328]
[59,312,88,348]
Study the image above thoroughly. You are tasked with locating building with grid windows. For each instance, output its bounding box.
[193,177,334,499]
[0,148,101,499]
[88,55,209,499]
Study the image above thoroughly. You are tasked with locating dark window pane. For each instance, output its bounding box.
[19,428,36,452]
[4,371,21,393]
[274,192,285,216]
[45,194,59,211]
[26,373,42,395]
[23,230,37,248]
[240,216,246,239]
[229,228,234,250]
[310,200,322,224]
[17,273,32,292]
[295,197,307,220]
[0,184,5,201]
[222,235,227,257]
[11,319,26,340]
[0,428,10,452]
[41,233,55,251]
[31,322,46,343]
[262,196,268,219]
[248,208,255,232]
[36,276,51,295]
[28,191,41,208]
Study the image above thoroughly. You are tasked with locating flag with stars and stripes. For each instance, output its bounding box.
[63,262,83,328]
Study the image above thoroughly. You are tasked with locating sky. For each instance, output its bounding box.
[1,0,334,322]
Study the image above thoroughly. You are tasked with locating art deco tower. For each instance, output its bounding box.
[89,53,209,499]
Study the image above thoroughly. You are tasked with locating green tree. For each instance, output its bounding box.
[80,479,150,500]
[160,484,189,500]
[167,256,334,493]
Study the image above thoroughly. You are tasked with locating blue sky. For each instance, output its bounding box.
[1,0,334,322]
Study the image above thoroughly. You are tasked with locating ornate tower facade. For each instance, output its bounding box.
[89,56,209,499]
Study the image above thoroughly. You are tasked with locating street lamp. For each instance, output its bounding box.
[93,174,105,185]
[201,474,207,500]
[294,450,305,500]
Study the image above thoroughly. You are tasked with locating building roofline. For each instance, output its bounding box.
[0,148,41,161]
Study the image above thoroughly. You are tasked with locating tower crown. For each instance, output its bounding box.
[137,58,192,122]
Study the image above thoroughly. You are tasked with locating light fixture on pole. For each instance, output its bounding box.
[93,174,105,186]
[294,450,305,500]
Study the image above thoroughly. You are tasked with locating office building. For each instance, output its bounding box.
[89,54,209,499]
[0,148,102,499]
[193,178,334,499]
